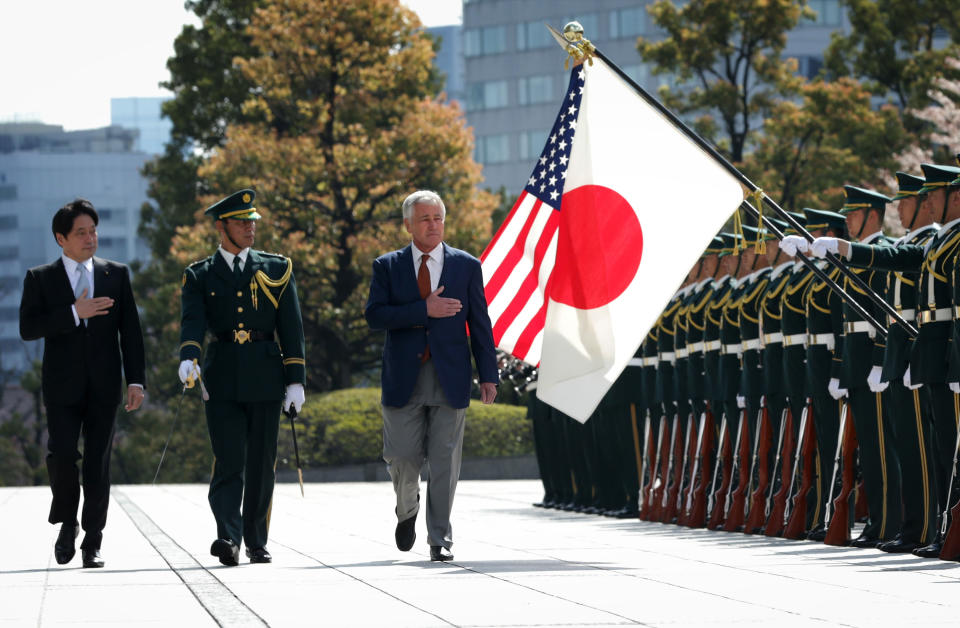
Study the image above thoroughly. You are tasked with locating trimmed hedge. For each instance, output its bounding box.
[277,387,532,468]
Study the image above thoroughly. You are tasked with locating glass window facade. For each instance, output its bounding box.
[518,75,555,106]
[519,129,550,162]
[475,134,511,164]
[805,0,841,26]
[466,80,509,111]
[609,7,646,38]
[465,25,508,57]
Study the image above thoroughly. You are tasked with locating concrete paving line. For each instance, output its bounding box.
[113,489,267,627]
[272,539,652,628]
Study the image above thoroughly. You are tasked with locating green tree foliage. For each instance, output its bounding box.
[637,0,808,162]
[824,0,960,110]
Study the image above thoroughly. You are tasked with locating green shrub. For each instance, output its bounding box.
[278,387,532,469]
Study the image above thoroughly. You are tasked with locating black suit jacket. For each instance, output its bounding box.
[19,257,146,406]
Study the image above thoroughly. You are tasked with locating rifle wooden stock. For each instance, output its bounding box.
[744,404,773,534]
[675,414,697,526]
[707,415,733,530]
[938,403,960,561]
[637,414,654,519]
[783,401,817,540]
[648,416,671,521]
[723,409,751,532]
[685,408,715,528]
[764,407,795,537]
[661,414,685,523]
[825,403,857,546]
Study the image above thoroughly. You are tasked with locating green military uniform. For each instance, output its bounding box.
[834,187,902,545]
[180,189,305,552]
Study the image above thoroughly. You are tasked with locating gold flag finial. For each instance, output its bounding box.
[546,22,596,70]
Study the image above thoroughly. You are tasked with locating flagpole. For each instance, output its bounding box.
[586,46,916,339]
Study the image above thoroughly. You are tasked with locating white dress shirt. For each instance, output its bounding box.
[218,245,250,271]
[63,254,94,327]
[412,243,443,293]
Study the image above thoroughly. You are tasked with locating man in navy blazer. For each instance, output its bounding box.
[366,190,498,562]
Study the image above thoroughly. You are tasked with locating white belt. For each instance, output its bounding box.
[920,308,952,324]
[783,333,807,347]
[741,338,762,351]
[627,358,644,367]
[844,321,876,337]
[659,352,676,363]
[689,341,705,354]
[764,332,784,345]
[891,308,915,324]
[641,356,659,367]
[722,343,742,356]
[704,340,721,352]
[808,333,835,350]
[676,347,689,359]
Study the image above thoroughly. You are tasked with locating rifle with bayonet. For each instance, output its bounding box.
[938,402,960,560]
[744,403,773,534]
[707,414,733,529]
[673,413,697,525]
[637,413,655,519]
[783,399,817,539]
[648,415,671,521]
[723,407,753,532]
[660,413,685,523]
[764,406,796,536]
[824,401,856,546]
[684,407,715,528]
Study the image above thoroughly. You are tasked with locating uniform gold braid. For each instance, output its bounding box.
[761,274,790,320]
[922,232,960,282]
[688,288,714,314]
[254,258,293,308]
[738,278,768,324]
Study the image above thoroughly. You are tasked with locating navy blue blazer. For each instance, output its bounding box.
[365,243,498,409]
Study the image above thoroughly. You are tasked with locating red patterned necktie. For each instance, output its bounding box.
[418,254,431,362]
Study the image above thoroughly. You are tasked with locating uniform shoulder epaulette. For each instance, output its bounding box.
[257,250,287,260]
[252,253,294,308]
[188,257,209,269]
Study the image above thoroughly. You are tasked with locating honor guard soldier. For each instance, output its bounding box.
[803,163,960,557]
[179,189,306,566]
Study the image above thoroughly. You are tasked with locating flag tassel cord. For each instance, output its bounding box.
[591,47,916,340]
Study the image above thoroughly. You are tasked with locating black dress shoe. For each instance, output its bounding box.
[395,514,416,551]
[913,540,943,558]
[806,525,827,542]
[245,547,272,563]
[850,535,881,548]
[54,524,79,565]
[878,538,921,554]
[210,539,240,566]
[81,549,104,568]
[429,546,454,562]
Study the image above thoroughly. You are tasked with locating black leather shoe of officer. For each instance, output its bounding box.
[913,539,943,558]
[395,513,416,551]
[806,524,827,542]
[429,546,454,562]
[850,534,881,548]
[54,524,79,565]
[878,536,920,554]
[210,539,240,566]
[246,547,272,563]
[81,549,104,568]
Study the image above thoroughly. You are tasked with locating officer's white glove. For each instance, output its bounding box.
[903,366,922,391]
[828,377,848,400]
[867,365,888,393]
[283,383,305,415]
[950,382,960,395]
[178,359,201,386]
[810,237,840,258]
[736,395,746,409]
[779,235,809,258]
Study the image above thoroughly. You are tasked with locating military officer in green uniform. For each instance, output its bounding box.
[179,189,306,566]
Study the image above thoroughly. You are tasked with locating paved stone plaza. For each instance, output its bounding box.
[2,480,959,627]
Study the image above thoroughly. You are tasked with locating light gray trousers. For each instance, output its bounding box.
[382,360,466,549]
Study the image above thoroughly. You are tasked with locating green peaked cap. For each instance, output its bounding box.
[841,185,890,213]
[893,172,925,200]
[204,189,261,221]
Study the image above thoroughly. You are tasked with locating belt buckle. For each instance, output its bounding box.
[233,329,251,345]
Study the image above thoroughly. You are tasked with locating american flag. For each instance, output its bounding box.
[480,68,585,365]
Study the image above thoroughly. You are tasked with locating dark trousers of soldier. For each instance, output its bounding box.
[206,400,281,549]
[807,393,837,531]
[529,396,557,504]
[45,397,118,551]
[847,387,902,541]
[562,412,597,510]
[547,408,575,507]
[591,407,626,512]
[608,402,640,514]
[925,384,959,524]
[887,383,938,544]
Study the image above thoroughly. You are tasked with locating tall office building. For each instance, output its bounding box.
[111,97,173,155]
[463,0,849,194]
[428,25,466,103]
[0,123,150,372]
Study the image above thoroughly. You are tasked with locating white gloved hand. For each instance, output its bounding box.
[178,359,201,385]
[903,366,922,391]
[283,383,306,415]
[810,237,840,258]
[779,235,809,258]
[736,395,746,409]
[827,377,848,400]
[950,382,960,395]
[867,365,888,393]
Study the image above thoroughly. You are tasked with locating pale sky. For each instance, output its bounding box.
[0,0,462,131]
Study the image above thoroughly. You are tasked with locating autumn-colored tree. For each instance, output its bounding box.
[637,0,809,162]
[170,0,496,391]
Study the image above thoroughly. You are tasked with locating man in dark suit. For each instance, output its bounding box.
[365,190,498,562]
[19,199,145,568]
